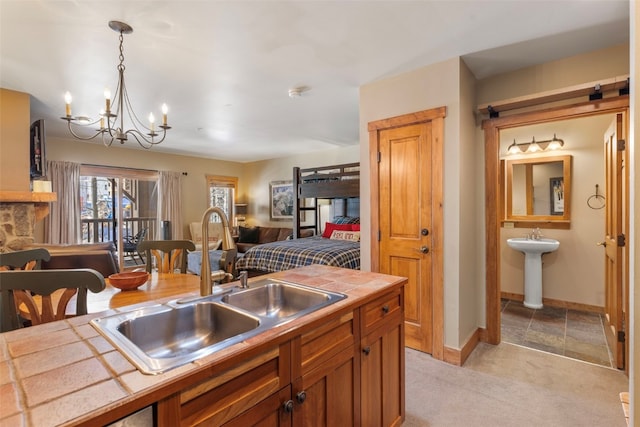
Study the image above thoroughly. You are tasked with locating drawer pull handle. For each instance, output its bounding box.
[382,305,390,314]
[296,391,307,404]
[283,399,294,413]
[363,346,371,355]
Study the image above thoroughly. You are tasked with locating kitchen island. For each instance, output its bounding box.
[0,265,406,426]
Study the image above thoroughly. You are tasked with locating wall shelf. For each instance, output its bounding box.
[0,191,57,203]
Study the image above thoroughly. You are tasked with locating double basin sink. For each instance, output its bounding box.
[91,279,347,374]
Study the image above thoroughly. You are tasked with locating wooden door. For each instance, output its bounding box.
[602,113,626,369]
[378,123,433,353]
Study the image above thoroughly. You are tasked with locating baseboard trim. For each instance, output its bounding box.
[501,292,604,314]
[443,327,481,366]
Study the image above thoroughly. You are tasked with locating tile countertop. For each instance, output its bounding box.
[0,265,406,427]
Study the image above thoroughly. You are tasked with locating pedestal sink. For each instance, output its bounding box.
[506,237,560,309]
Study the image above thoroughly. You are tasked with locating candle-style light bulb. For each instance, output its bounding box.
[99,109,105,129]
[104,88,111,112]
[161,103,168,126]
[148,112,155,132]
[64,91,72,117]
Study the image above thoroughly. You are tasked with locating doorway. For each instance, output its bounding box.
[483,96,630,370]
[80,165,159,269]
[498,114,620,368]
[369,106,445,359]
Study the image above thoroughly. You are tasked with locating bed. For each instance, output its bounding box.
[236,162,360,276]
[234,235,360,273]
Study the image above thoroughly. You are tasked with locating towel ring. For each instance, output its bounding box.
[587,184,605,210]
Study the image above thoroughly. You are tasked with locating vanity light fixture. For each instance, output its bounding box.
[507,134,564,155]
[61,21,171,149]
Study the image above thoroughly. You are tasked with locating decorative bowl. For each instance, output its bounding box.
[108,271,149,291]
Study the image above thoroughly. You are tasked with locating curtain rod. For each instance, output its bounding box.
[81,163,188,176]
[81,163,157,173]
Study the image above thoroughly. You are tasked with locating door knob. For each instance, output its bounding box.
[596,241,607,247]
[419,246,429,254]
[283,400,294,413]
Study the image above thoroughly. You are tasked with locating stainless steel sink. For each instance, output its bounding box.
[91,279,346,374]
[91,302,261,374]
[117,303,259,358]
[222,280,344,319]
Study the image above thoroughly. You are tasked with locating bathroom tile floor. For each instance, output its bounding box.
[501,299,614,368]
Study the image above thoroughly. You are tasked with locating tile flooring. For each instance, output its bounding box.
[501,299,614,368]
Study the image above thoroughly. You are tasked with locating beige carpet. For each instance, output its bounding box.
[404,342,628,426]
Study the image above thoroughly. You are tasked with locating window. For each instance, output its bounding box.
[80,165,158,268]
[206,175,238,223]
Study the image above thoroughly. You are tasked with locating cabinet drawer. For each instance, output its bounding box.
[296,310,356,378]
[361,289,402,336]
[178,343,289,426]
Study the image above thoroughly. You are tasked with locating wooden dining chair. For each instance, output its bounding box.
[0,248,51,271]
[137,240,196,274]
[0,269,106,332]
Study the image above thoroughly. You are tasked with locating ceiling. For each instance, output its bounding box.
[0,1,630,163]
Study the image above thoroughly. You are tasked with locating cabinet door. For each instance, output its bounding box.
[292,310,358,426]
[293,346,356,426]
[361,316,404,427]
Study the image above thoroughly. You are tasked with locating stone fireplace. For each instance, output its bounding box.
[0,191,56,252]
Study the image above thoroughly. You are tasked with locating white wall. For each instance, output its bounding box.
[500,115,613,308]
[360,57,477,348]
[459,60,481,344]
[476,44,629,105]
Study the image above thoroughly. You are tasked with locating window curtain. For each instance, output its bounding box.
[44,160,81,244]
[158,171,183,239]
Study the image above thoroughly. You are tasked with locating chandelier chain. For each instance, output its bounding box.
[118,31,125,72]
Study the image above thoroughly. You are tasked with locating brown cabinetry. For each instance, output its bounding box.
[292,311,358,426]
[361,289,405,427]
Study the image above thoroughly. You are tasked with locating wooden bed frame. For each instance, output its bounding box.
[292,162,360,238]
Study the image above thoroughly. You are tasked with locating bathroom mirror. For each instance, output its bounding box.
[504,154,572,228]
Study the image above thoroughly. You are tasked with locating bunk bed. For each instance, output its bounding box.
[235,162,360,276]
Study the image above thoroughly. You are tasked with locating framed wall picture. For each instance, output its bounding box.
[270,181,294,219]
[550,177,564,215]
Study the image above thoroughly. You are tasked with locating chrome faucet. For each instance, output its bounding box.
[530,227,542,240]
[200,206,237,296]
